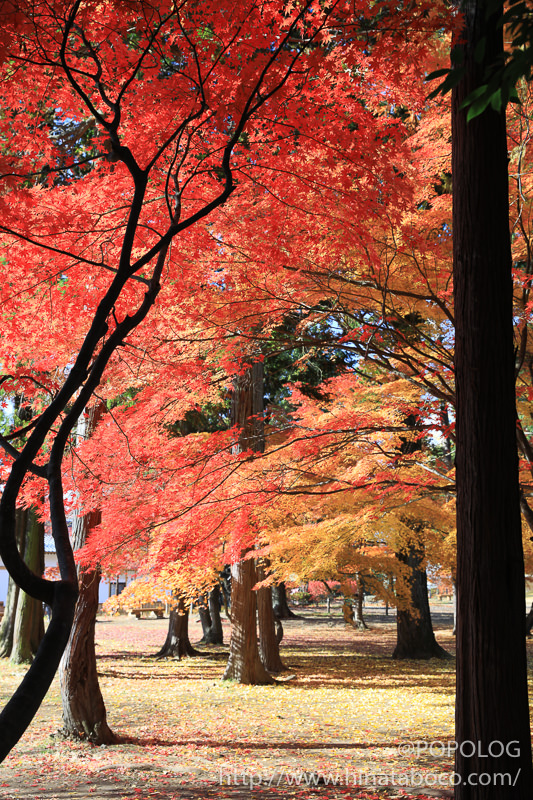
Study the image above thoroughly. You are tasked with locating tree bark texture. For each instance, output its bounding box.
[272,582,297,619]
[11,509,45,664]
[452,1,533,795]
[223,557,273,684]
[198,587,224,644]
[59,403,115,744]
[59,567,116,743]
[0,508,26,659]
[257,564,285,673]
[393,542,449,660]
[224,361,273,684]
[155,597,198,659]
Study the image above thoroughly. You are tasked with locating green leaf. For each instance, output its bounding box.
[459,84,489,108]
[466,95,492,122]
[489,88,503,112]
[474,37,486,64]
[427,67,465,99]
[424,68,451,83]
[508,85,521,104]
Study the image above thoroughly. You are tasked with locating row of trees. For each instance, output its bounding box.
[0,0,532,797]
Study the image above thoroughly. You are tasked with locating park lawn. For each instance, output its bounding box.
[0,603,519,799]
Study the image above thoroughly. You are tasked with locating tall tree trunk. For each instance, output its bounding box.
[198,587,224,644]
[10,508,45,665]
[223,556,273,684]
[452,2,533,794]
[393,542,449,660]
[224,361,273,685]
[272,581,297,619]
[155,597,198,659]
[257,564,285,673]
[59,403,115,744]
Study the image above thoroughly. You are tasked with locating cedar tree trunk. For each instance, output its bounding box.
[393,542,449,660]
[223,556,273,684]
[224,362,273,685]
[452,1,533,794]
[257,564,285,673]
[155,597,198,659]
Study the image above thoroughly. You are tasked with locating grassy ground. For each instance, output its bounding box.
[0,601,493,799]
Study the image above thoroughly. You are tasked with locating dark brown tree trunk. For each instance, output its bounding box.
[59,567,116,743]
[272,581,297,619]
[224,361,273,685]
[223,556,273,684]
[198,597,212,639]
[452,2,533,796]
[257,564,285,673]
[393,542,449,660]
[208,588,224,644]
[220,568,231,619]
[59,403,115,744]
[155,597,198,659]
[198,587,224,644]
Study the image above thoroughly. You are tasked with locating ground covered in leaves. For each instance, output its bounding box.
[0,601,498,799]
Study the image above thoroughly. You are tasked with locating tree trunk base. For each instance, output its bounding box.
[223,558,275,685]
[223,658,275,684]
[56,721,118,746]
[154,642,200,659]
[392,641,452,660]
[154,601,198,660]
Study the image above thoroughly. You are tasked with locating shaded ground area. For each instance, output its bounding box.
[0,601,485,800]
